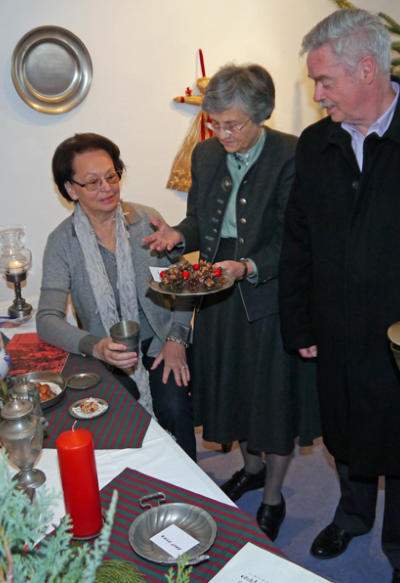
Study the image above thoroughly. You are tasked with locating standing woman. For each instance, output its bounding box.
[144,64,320,540]
[37,133,196,460]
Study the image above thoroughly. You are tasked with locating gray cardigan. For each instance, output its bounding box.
[36,202,192,358]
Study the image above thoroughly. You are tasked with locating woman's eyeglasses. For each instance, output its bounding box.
[205,118,251,136]
[70,171,121,192]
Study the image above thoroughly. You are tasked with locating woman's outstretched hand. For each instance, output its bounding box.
[142,216,183,252]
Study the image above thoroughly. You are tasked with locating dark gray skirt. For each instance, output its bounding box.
[191,239,320,454]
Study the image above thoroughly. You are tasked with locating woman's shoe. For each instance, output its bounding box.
[256,495,286,541]
[221,466,265,501]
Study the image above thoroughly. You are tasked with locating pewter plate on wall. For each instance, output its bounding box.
[11,25,93,114]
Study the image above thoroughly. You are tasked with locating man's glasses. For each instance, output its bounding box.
[205,118,251,136]
[70,170,121,192]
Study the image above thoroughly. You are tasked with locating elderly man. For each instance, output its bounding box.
[279,9,400,582]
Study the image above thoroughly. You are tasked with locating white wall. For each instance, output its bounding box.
[0,0,399,302]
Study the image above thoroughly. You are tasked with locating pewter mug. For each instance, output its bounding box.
[110,320,140,353]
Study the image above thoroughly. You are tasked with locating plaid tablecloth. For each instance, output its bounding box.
[101,468,282,582]
[43,354,151,449]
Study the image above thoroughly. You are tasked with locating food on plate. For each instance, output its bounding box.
[159,260,227,293]
[36,381,58,402]
[79,399,99,414]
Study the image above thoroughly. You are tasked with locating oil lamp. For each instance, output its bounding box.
[0,227,32,319]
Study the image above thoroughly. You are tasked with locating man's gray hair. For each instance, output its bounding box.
[202,64,275,123]
[301,9,392,75]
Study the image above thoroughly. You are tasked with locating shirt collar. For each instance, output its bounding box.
[342,80,400,139]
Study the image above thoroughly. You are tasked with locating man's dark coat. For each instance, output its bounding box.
[280,85,400,476]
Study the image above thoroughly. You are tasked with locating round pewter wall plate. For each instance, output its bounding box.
[11,25,93,114]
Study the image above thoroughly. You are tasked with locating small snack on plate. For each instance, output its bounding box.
[70,397,108,419]
[160,260,226,293]
[36,381,58,402]
[79,399,99,414]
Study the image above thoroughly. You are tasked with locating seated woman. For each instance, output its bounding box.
[36,133,196,460]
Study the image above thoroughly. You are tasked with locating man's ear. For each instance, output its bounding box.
[358,55,377,84]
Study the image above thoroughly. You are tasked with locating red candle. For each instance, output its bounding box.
[56,428,103,538]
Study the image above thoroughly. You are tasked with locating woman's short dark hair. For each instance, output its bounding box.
[52,133,125,201]
[202,64,275,123]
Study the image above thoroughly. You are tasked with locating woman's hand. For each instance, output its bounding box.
[93,337,139,369]
[213,259,253,280]
[151,341,190,387]
[141,215,183,252]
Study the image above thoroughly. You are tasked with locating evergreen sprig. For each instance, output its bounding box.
[0,452,117,583]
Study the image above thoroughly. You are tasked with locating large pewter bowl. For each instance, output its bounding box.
[129,502,217,565]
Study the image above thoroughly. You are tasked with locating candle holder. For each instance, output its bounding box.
[0,227,32,319]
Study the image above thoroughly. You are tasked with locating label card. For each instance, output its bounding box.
[150,524,199,558]
[209,542,331,583]
[149,266,168,283]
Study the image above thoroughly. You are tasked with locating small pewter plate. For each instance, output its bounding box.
[11,25,93,114]
[129,500,217,565]
[69,397,108,419]
[66,372,100,390]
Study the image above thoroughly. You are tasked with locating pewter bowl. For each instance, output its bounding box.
[128,501,217,565]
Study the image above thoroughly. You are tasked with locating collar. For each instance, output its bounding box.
[228,126,266,169]
[342,80,400,140]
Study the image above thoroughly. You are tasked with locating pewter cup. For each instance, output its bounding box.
[110,320,140,353]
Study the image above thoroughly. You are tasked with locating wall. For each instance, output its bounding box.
[0,0,399,302]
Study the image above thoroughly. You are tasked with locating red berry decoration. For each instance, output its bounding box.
[213,268,222,277]
[182,270,190,279]
[193,263,200,270]
[160,270,166,278]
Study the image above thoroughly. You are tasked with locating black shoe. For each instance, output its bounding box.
[310,523,353,559]
[256,495,286,541]
[220,466,265,501]
[392,568,400,583]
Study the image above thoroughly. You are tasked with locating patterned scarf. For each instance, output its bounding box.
[73,202,154,415]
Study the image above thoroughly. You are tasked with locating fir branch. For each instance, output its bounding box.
[165,555,193,583]
[379,12,400,35]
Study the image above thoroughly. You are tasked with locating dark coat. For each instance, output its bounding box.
[279,86,400,477]
[176,129,298,321]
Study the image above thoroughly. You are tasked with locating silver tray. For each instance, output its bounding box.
[13,371,66,409]
[148,273,235,297]
[11,25,93,114]
[129,493,217,565]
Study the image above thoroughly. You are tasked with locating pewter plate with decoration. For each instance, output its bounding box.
[148,273,235,297]
[11,25,92,114]
[69,397,108,419]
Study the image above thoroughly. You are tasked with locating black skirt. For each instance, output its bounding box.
[190,238,320,454]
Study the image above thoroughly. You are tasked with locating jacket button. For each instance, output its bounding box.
[212,228,218,234]
[217,209,222,215]
[240,217,247,224]
[239,198,247,205]
[207,246,211,252]
[352,180,359,190]
[238,237,244,244]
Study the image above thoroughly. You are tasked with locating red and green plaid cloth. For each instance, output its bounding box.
[43,354,151,449]
[101,468,282,582]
